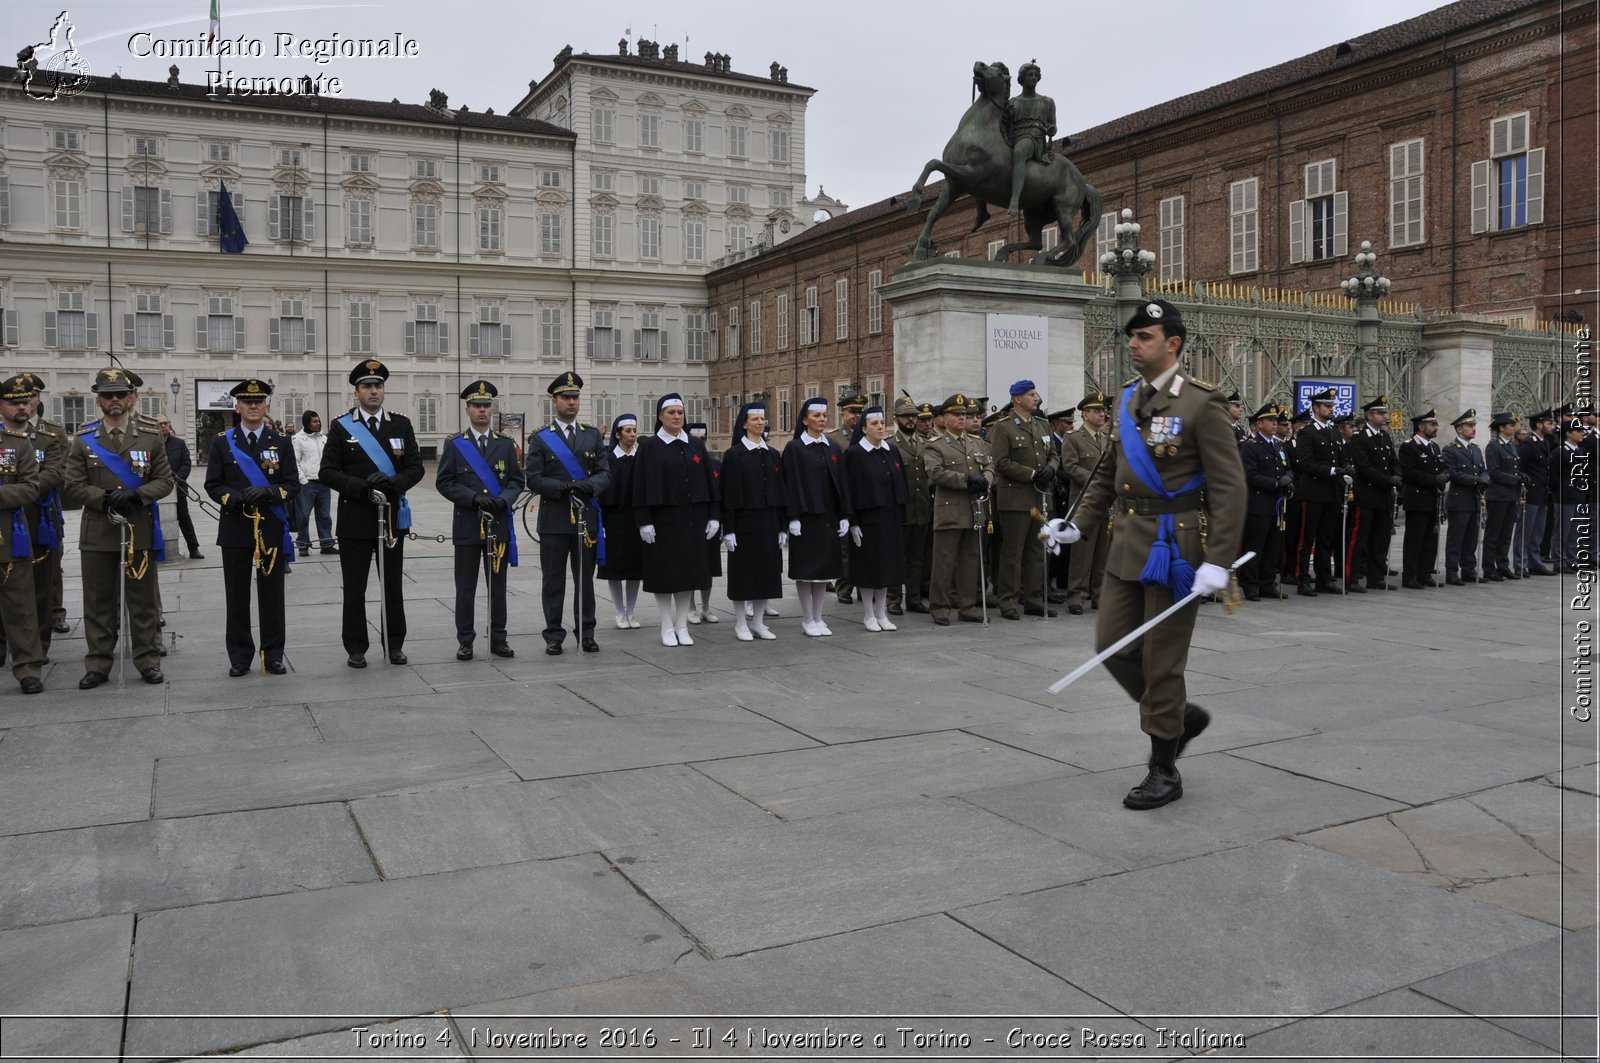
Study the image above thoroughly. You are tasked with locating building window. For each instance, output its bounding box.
[776,292,789,349]
[770,127,789,163]
[540,305,563,359]
[268,296,315,353]
[593,107,615,144]
[777,387,791,430]
[58,396,88,432]
[639,174,662,196]
[540,169,563,189]
[867,378,884,409]
[868,270,883,334]
[636,306,664,361]
[685,218,705,262]
[729,185,749,205]
[405,302,447,355]
[1095,212,1117,262]
[770,187,791,209]
[478,205,503,252]
[44,291,96,349]
[346,196,373,246]
[1229,178,1259,273]
[539,211,562,254]
[280,394,306,424]
[268,193,314,242]
[684,179,705,201]
[280,148,305,169]
[1158,195,1184,281]
[987,239,1005,261]
[685,117,704,154]
[588,305,620,360]
[417,396,438,435]
[639,112,660,149]
[801,286,819,345]
[346,152,372,173]
[132,136,160,158]
[749,301,762,356]
[347,298,372,354]
[1472,113,1544,233]
[728,122,748,158]
[51,129,82,152]
[124,291,173,351]
[592,213,615,257]
[1041,225,1059,251]
[470,304,511,357]
[640,216,661,260]
[413,200,438,249]
[413,158,438,179]
[684,309,708,362]
[197,187,243,238]
[122,185,172,235]
[1389,139,1425,247]
[834,278,849,340]
[478,163,501,184]
[728,222,749,252]
[593,170,614,192]
[136,394,164,420]
[725,305,740,360]
[196,294,243,354]
[53,177,82,230]
[1289,160,1346,263]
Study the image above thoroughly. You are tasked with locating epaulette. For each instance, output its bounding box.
[78,419,101,434]
[2,427,29,440]
[1188,377,1217,392]
[37,417,65,432]
[1122,376,1140,387]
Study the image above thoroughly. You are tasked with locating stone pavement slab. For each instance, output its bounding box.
[0,803,376,931]
[967,705,1310,772]
[1434,693,1595,748]
[153,732,518,817]
[124,856,696,1059]
[733,683,1064,744]
[694,731,1076,820]
[559,669,821,717]
[1,760,153,836]
[0,914,132,1062]
[1548,763,1600,796]
[308,689,605,742]
[0,681,168,727]
[350,764,777,878]
[956,840,1561,1035]
[0,704,316,770]
[965,753,1405,870]
[1232,715,1586,805]
[611,798,1118,957]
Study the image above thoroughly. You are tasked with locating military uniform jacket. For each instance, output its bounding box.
[436,430,525,545]
[1348,424,1398,509]
[61,419,174,551]
[894,428,933,525]
[21,418,68,541]
[1072,371,1248,579]
[204,425,301,550]
[1063,429,1110,491]
[1239,432,1291,518]
[1484,436,1523,503]
[1397,437,1447,512]
[1518,435,1552,503]
[525,420,610,536]
[988,412,1060,513]
[825,425,854,453]
[1441,439,1488,512]
[922,433,994,531]
[318,410,426,538]
[0,429,40,556]
[1292,421,1342,503]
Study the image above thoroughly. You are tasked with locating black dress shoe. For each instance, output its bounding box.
[1023,605,1058,617]
[1047,589,1069,604]
[958,612,983,622]
[1315,581,1341,594]
[264,659,287,675]
[907,601,931,614]
[388,651,408,666]
[1297,583,1319,597]
[887,602,904,616]
[456,644,474,661]
[321,546,340,554]
[1446,575,1465,586]
[1402,579,1424,589]
[1000,607,1022,621]
[581,638,600,653]
[19,677,42,695]
[1345,582,1367,593]
[347,653,367,668]
[228,662,249,677]
[1067,603,1084,615]
[490,642,515,658]
[1503,570,1522,580]
[189,550,204,559]
[52,618,69,634]
[141,667,165,685]
[545,643,563,655]
[837,591,853,604]
[1244,589,1262,602]
[932,616,951,626]
[1176,704,1211,757]
[1368,580,1389,591]
[158,644,168,657]
[78,671,108,689]
[1422,576,1439,587]
[1124,737,1183,810]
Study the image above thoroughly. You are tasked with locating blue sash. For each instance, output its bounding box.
[338,414,412,530]
[79,429,166,562]
[451,435,519,567]
[224,430,296,561]
[1118,382,1207,598]
[539,425,607,565]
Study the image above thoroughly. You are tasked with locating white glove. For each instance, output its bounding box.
[850,525,863,546]
[836,518,850,537]
[704,519,720,540]
[788,519,802,536]
[1191,562,1230,596]
[1045,518,1081,545]
[1342,474,1354,486]
[639,524,657,545]
[723,533,737,552]
[778,531,789,548]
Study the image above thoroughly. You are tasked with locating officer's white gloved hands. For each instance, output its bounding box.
[788,519,802,536]
[723,533,737,552]
[639,524,657,545]
[1045,518,1081,545]
[1192,562,1230,596]
[704,519,720,540]
[850,525,863,546]
[1342,474,1354,486]
[778,531,788,549]
[836,518,850,537]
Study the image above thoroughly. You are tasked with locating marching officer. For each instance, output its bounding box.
[0,374,66,666]
[1347,396,1401,591]
[988,379,1060,619]
[1397,409,1449,588]
[526,372,610,655]
[0,380,44,694]
[1482,411,1523,581]
[923,394,993,625]
[1238,403,1291,600]
[436,380,524,660]
[1291,388,1345,596]
[320,359,425,668]
[890,396,932,614]
[1062,391,1111,615]
[1441,409,1488,585]
[827,385,866,604]
[61,366,174,687]
[204,379,299,676]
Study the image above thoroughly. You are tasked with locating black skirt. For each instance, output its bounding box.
[788,514,843,581]
[598,503,644,580]
[640,503,712,593]
[726,508,783,601]
[848,505,905,588]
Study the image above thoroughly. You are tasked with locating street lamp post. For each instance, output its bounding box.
[1097,208,1157,366]
[1340,240,1392,400]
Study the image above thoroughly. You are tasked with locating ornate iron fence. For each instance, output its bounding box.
[1491,321,1580,417]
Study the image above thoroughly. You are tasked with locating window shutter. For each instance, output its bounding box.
[85,313,98,349]
[633,329,641,360]
[501,324,512,358]
[196,315,208,350]
[1526,147,1544,225]
[2,310,17,347]
[268,318,281,352]
[1470,160,1491,233]
[197,191,211,236]
[122,313,136,349]
[234,317,247,352]
[43,311,56,348]
[468,322,479,355]
[0,175,10,225]
[404,321,416,355]
[302,196,316,242]
[304,317,316,353]
[612,328,622,359]
[660,330,668,362]
[120,186,134,232]
[1332,191,1348,257]
[438,322,448,355]
[160,189,173,234]
[1288,199,1306,263]
[1508,114,1528,154]
[163,314,175,349]
[1490,117,1510,157]
[267,195,280,240]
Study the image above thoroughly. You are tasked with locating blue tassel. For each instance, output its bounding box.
[1140,514,1174,587]
[1170,556,1197,599]
[10,509,31,560]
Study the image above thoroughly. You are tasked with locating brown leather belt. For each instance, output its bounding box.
[1123,492,1204,516]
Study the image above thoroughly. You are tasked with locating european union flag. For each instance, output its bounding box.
[217,180,248,253]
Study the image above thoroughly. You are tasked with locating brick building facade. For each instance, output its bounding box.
[705,0,1596,442]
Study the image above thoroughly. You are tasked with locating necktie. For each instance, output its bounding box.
[367,416,379,435]
[247,431,257,449]
[565,424,575,446]
[477,434,488,456]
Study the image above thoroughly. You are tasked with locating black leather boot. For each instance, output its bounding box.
[1124,736,1183,810]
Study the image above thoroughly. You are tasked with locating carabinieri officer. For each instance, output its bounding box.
[204,378,299,676]
[436,380,524,660]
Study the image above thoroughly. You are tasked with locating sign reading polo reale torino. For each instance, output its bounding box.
[196,379,245,410]
[985,313,1048,414]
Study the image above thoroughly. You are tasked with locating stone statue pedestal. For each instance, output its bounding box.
[878,259,1099,413]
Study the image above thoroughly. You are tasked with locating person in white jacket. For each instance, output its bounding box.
[291,410,336,554]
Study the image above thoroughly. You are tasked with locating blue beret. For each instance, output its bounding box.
[1009,379,1036,396]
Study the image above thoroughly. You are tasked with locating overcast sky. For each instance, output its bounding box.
[9,0,1450,209]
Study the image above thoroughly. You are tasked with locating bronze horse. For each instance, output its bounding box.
[905,61,1101,267]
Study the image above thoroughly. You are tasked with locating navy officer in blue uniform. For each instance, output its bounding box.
[436,380,525,660]
[525,372,611,655]
[204,378,299,676]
